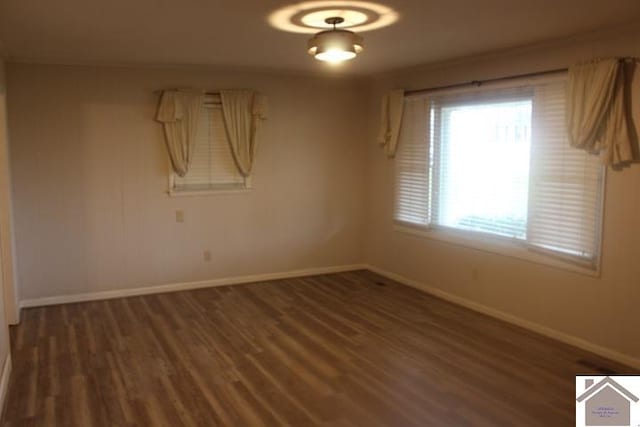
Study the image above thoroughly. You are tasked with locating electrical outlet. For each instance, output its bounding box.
[203,250,211,262]
[175,210,184,223]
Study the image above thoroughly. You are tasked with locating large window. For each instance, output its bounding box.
[394,78,604,268]
[170,95,248,194]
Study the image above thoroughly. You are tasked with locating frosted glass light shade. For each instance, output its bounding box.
[307,29,363,63]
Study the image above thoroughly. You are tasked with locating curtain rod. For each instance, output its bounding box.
[153,90,220,95]
[153,89,221,104]
[405,56,639,96]
[404,68,567,96]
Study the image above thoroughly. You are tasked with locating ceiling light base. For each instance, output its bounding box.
[325,17,344,26]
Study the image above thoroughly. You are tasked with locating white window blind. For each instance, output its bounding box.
[394,97,431,227]
[394,77,604,266]
[527,82,604,261]
[172,98,245,192]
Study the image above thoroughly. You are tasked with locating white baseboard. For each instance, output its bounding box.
[365,264,640,371]
[0,354,11,418]
[19,264,367,309]
[18,262,639,370]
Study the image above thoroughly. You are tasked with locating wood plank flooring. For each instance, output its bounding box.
[1,270,636,426]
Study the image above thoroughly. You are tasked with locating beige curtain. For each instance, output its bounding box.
[220,90,268,177]
[567,58,637,168]
[156,90,204,176]
[377,89,405,158]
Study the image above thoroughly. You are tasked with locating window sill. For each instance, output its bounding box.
[168,186,252,197]
[393,223,601,278]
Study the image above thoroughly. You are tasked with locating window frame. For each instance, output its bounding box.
[167,99,252,197]
[167,174,252,197]
[393,76,607,276]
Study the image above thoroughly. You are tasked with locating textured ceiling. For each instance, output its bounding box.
[1,0,640,75]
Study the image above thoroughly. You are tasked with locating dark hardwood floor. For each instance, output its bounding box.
[1,270,635,426]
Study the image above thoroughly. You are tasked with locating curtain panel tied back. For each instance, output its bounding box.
[220,90,268,177]
[155,90,204,177]
[377,89,405,158]
[567,58,638,169]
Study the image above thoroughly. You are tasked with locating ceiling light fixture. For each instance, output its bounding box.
[307,17,363,64]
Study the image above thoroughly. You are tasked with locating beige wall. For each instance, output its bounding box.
[7,63,368,301]
[5,23,640,368]
[0,59,12,374]
[364,24,640,363]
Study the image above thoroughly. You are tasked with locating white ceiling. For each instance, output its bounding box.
[1,0,640,75]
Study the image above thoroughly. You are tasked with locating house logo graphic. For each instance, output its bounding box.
[576,376,639,426]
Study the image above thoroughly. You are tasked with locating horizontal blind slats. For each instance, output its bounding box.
[527,81,603,260]
[394,97,431,226]
[173,103,244,190]
[393,78,604,264]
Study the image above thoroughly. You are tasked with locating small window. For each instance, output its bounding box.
[170,96,249,194]
[394,78,605,268]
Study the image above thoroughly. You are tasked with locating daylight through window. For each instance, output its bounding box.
[394,78,604,266]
